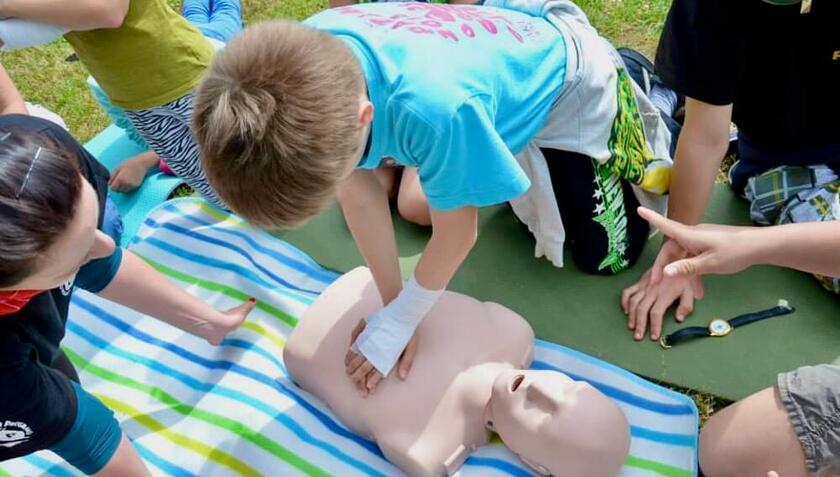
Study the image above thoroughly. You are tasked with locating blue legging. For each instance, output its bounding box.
[182,0,243,43]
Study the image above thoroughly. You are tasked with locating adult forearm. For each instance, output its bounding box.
[0,65,25,114]
[0,0,128,30]
[98,251,229,338]
[339,170,403,305]
[752,221,840,277]
[413,207,478,290]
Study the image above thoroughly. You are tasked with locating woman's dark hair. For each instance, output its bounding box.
[0,127,82,288]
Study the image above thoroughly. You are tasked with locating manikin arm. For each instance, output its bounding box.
[0,0,128,30]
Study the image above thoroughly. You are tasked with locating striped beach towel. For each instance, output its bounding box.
[0,198,698,477]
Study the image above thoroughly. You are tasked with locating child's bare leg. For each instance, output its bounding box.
[700,386,808,477]
[396,167,431,226]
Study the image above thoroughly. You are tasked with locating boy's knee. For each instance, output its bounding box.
[397,194,431,226]
[569,236,646,276]
[570,247,613,275]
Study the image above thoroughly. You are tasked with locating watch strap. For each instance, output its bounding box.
[729,300,795,328]
[660,326,709,348]
[661,300,795,349]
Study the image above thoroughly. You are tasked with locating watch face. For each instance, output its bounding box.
[709,319,733,337]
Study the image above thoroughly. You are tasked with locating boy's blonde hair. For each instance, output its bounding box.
[193,20,364,229]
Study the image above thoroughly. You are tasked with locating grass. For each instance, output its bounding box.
[4,0,732,422]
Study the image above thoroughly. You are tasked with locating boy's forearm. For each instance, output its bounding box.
[0,0,128,30]
[413,207,478,290]
[667,99,733,225]
[338,169,403,305]
[751,221,840,277]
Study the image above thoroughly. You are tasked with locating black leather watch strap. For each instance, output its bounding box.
[730,302,796,327]
[661,300,795,349]
[660,326,709,348]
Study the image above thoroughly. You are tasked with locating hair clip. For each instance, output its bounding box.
[16,147,42,199]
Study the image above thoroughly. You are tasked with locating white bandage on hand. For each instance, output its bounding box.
[0,19,67,50]
[352,275,443,377]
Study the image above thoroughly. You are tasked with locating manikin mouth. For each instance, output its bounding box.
[511,374,525,392]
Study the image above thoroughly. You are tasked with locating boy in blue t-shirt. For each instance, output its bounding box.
[193,2,673,391]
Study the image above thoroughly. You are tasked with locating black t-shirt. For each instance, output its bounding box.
[655,0,840,150]
[0,114,122,459]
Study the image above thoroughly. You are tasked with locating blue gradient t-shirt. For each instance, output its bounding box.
[305,3,567,210]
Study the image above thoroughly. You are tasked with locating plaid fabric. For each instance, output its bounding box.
[742,165,840,295]
[744,164,838,225]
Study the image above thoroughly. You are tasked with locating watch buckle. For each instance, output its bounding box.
[659,337,672,349]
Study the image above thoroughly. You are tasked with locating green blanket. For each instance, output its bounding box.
[279,186,839,400]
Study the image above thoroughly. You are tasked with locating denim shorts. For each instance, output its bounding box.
[102,196,124,246]
[777,364,840,473]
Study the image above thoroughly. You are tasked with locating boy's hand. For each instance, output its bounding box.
[345,319,418,396]
[622,269,703,341]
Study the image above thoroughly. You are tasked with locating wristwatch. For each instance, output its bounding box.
[660,300,795,349]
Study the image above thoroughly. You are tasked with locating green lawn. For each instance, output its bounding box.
[4,0,731,420]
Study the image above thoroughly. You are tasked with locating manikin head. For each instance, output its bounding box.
[486,370,630,477]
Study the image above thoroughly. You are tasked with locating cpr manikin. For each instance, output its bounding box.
[284,268,631,477]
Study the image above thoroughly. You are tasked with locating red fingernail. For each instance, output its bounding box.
[248,297,256,303]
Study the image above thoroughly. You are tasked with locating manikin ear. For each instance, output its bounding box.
[518,455,551,476]
[358,100,373,127]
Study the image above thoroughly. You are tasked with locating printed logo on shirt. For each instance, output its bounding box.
[60,278,75,297]
[336,4,541,44]
[0,421,33,448]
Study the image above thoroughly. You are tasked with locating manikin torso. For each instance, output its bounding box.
[284,267,535,477]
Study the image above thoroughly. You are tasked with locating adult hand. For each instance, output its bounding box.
[345,319,418,397]
[201,298,256,345]
[638,207,757,278]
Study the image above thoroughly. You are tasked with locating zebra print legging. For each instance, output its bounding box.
[125,93,223,206]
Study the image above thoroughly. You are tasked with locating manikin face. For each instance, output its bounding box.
[488,370,630,477]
